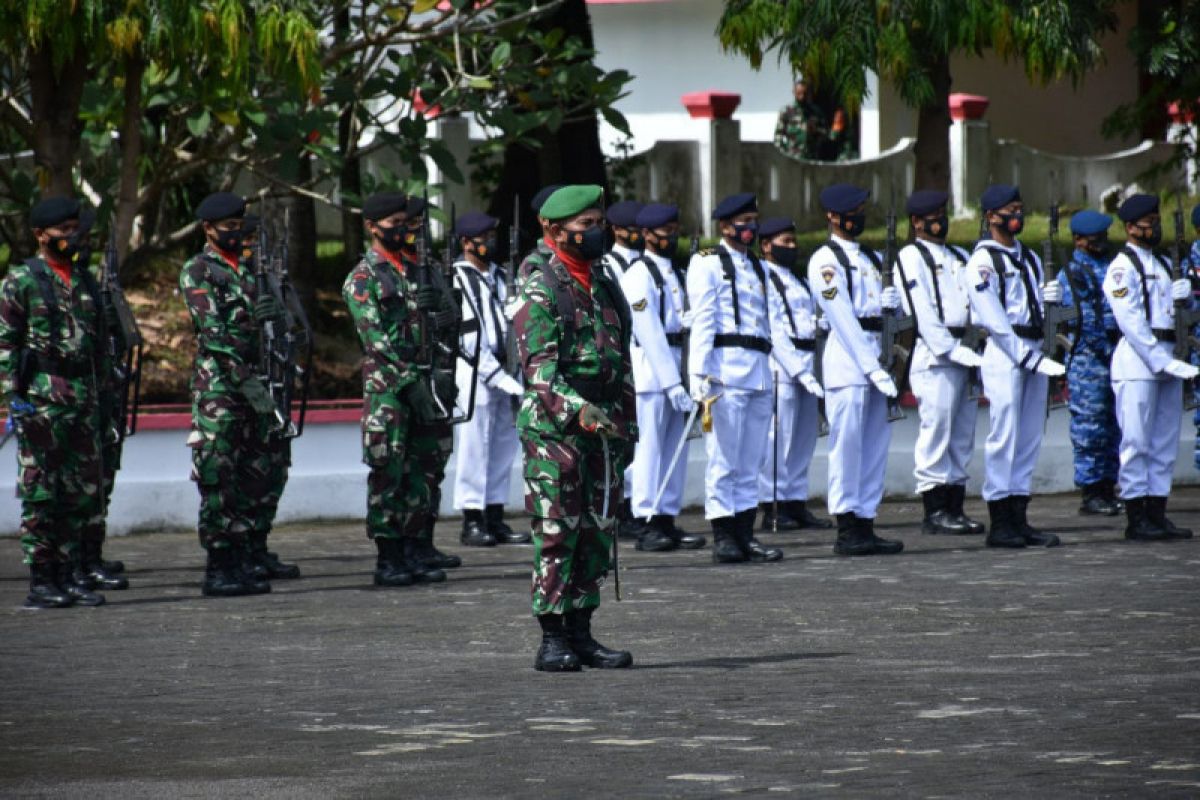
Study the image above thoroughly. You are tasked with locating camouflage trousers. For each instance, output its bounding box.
[523,434,624,616]
[189,391,291,550]
[362,391,451,541]
[1066,352,1120,487]
[16,404,103,565]
[82,425,123,547]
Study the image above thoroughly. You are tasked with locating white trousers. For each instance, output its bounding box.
[980,344,1047,501]
[911,365,978,493]
[704,386,772,519]
[757,382,819,503]
[1114,377,1181,499]
[630,391,688,518]
[453,390,519,509]
[826,385,890,518]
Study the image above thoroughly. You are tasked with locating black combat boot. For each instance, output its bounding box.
[617,498,643,540]
[58,557,105,606]
[534,614,582,672]
[233,542,271,594]
[1011,495,1060,547]
[1147,496,1193,539]
[1102,480,1125,513]
[636,515,678,552]
[202,546,252,597]
[1124,497,1168,541]
[248,533,301,579]
[862,517,904,554]
[833,512,872,555]
[759,501,800,532]
[78,540,128,590]
[740,509,783,562]
[460,509,495,547]
[985,498,1025,548]
[1079,483,1120,516]
[946,484,985,535]
[922,485,972,535]
[711,516,746,563]
[565,607,633,669]
[486,504,531,544]
[373,538,414,587]
[788,500,832,529]
[25,560,74,608]
[403,538,447,583]
[664,515,706,549]
[413,518,462,569]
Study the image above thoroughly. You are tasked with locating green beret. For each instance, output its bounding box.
[539,185,604,222]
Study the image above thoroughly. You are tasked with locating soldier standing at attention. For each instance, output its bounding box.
[180,192,300,597]
[1,197,107,608]
[451,211,528,547]
[687,193,785,564]
[1103,194,1198,540]
[963,184,1066,548]
[1058,210,1123,516]
[774,77,826,161]
[514,185,636,673]
[894,189,986,536]
[601,200,644,284]
[516,184,563,289]
[807,184,906,556]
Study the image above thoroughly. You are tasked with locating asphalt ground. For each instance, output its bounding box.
[2,489,1199,799]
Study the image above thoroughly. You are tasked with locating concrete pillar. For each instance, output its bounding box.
[437,115,473,235]
[949,93,991,218]
[681,91,742,237]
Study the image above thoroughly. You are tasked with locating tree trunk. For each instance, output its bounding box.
[286,156,318,316]
[113,52,145,270]
[912,55,953,192]
[28,44,89,197]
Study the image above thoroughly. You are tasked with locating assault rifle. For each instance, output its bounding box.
[1039,201,1078,413]
[881,204,915,421]
[101,230,144,442]
[1171,190,1200,410]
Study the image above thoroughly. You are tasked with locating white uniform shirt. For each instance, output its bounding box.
[964,239,1046,368]
[764,261,817,383]
[807,237,884,389]
[1103,243,1176,381]
[454,259,511,391]
[897,240,973,372]
[620,251,686,393]
[602,244,642,287]
[687,240,774,392]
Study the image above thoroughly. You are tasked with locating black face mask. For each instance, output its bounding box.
[568,226,606,260]
[212,229,243,255]
[376,224,407,253]
[770,244,798,269]
[48,232,80,261]
[469,238,495,260]
[1083,235,1111,259]
[648,232,679,256]
[995,211,1024,236]
[839,212,866,237]
[731,221,758,245]
[618,230,643,250]
[923,215,949,240]
[1133,222,1162,247]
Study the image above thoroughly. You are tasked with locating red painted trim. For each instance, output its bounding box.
[948,93,989,122]
[681,91,742,120]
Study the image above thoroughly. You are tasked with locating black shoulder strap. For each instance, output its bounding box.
[986,248,1009,307]
[947,244,969,264]
[716,250,741,327]
[595,270,632,354]
[1121,246,1154,323]
[823,241,855,297]
[534,261,578,358]
[747,253,768,298]
[911,241,946,323]
[766,268,799,337]
[607,250,629,273]
[672,265,691,313]
[638,256,668,324]
[24,258,61,339]
[1018,243,1042,283]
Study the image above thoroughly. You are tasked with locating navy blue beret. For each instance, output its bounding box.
[635,203,679,229]
[406,195,428,217]
[712,192,757,220]
[455,211,498,238]
[532,184,564,214]
[195,192,246,223]
[1117,193,1158,223]
[758,217,796,239]
[30,196,81,229]
[1192,203,1200,228]
[606,200,644,228]
[980,184,1020,212]
[819,183,869,214]
[362,192,408,222]
[241,213,260,236]
[906,189,948,217]
[1069,209,1112,237]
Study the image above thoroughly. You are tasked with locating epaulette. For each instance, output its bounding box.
[697,248,716,257]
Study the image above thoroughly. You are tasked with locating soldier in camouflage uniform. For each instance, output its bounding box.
[514,184,561,291]
[514,184,637,673]
[1058,210,1123,516]
[0,197,108,608]
[774,78,827,161]
[180,192,300,598]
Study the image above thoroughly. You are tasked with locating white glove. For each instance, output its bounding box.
[816,315,830,332]
[798,372,825,398]
[948,345,983,368]
[868,369,898,398]
[1164,359,1200,380]
[1172,279,1192,302]
[689,376,711,403]
[504,298,521,321]
[666,383,695,413]
[1041,281,1062,304]
[881,286,902,310]
[1035,357,1066,377]
[679,310,695,328]
[494,373,523,397]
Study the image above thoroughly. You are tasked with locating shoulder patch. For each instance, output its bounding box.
[631,298,648,312]
[1111,287,1129,299]
[698,248,715,257]
[820,267,836,284]
[1110,268,1124,285]
[821,287,838,300]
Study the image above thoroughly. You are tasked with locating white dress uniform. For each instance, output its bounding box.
[603,243,640,503]
[1103,243,1183,499]
[452,259,520,510]
[897,240,978,492]
[808,236,890,518]
[963,239,1049,501]
[758,261,821,506]
[620,251,688,518]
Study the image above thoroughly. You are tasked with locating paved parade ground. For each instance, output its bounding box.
[2,490,1199,799]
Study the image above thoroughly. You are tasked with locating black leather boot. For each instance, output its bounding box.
[486,504,531,544]
[985,498,1025,548]
[1011,495,1060,547]
[1124,497,1169,541]
[414,518,462,569]
[946,484,985,534]
[833,512,873,555]
[79,540,128,590]
[202,546,252,597]
[59,558,105,606]
[403,538,447,583]
[248,534,301,579]
[25,560,74,608]
[234,542,272,594]
[1102,480,1125,513]
[788,500,832,529]
[922,485,971,535]
[566,607,633,668]
[759,501,800,532]
[617,498,643,540]
[1147,496,1193,539]
[460,509,496,547]
[636,515,678,552]
[711,516,746,563]
[534,614,582,672]
[740,509,783,562]
[1079,483,1120,516]
[862,516,904,554]
[664,515,706,549]
[373,538,414,587]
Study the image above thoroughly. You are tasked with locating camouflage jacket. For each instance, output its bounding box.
[180,245,263,395]
[516,239,554,292]
[0,254,106,407]
[342,247,425,395]
[1059,249,1118,358]
[514,254,637,443]
[774,100,826,160]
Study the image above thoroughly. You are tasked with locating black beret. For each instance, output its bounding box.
[195,191,246,223]
[906,189,948,217]
[406,195,428,217]
[1069,210,1112,237]
[532,184,564,215]
[819,183,869,214]
[635,203,679,229]
[758,217,796,239]
[1192,203,1200,229]
[241,213,260,236]
[362,191,408,222]
[1117,193,1159,223]
[455,211,498,238]
[30,196,81,229]
[980,184,1020,212]
[606,200,644,227]
[712,192,757,220]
